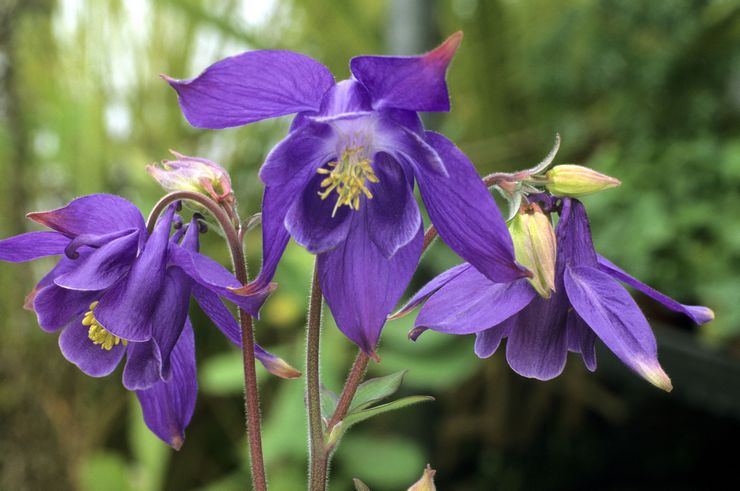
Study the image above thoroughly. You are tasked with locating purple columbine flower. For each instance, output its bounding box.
[164,32,527,357]
[0,194,297,447]
[398,197,714,391]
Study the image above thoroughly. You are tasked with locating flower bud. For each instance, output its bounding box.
[508,203,556,299]
[147,151,234,205]
[545,164,620,197]
[407,464,437,491]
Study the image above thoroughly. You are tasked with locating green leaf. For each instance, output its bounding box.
[329,396,434,445]
[353,478,372,491]
[348,370,407,413]
[320,384,339,419]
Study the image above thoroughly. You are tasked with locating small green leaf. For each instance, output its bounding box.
[348,370,407,413]
[320,384,338,419]
[330,396,434,444]
[353,478,371,491]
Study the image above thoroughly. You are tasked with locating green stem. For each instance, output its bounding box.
[306,261,327,491]
[147,191,267,491]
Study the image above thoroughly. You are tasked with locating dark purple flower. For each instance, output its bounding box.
[399,198,714,391]
[0,194,297,447]
[165,33,527,356]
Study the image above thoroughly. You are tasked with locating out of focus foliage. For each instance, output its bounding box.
[1,1,739,490]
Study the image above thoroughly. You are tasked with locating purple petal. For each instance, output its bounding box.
[151,267,193,380]
[54,230,140,291]
[597,255,714,325]
[0,231,69,262]
[349,32,462,112]
[58,321,126,377]
[566,309,597,371]
[136,321,197,450]
[380,108,424,135]
[375,118,446,176]
[27,194,145,237]
[165,50,335,129]
[564,265,672,391]
[123,340,161,390]
[556,198,598,267]
[169,247,270,317]
[505,295,570,380]
[249,186,292,293]
[34,284,98,332]
[391,263,471,319]
[259,122,335,186]
[419,132,527,283]
[192,285,301,378]
[95,206,176,341]
[416,268,536,335]
[366,154,421,258]
[285,172,353,254]
[474,316,517,359]
[318,214,423,356]
[317,79,372,116]
[192,284,241,346]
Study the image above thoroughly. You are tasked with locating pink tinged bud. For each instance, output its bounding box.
[407,464,437,491]
[261,353,302,379]
[147,151,233,204]
[545,164,621,198]
[508,203,557,299]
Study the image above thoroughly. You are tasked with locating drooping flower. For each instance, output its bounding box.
[397,197,713,391]
[165,33,528,356]
[0,194,298,446]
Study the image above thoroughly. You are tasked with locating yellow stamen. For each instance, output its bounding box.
[317,147,379,216]
[84,301,127,351]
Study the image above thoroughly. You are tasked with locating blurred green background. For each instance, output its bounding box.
[1,0,740,489]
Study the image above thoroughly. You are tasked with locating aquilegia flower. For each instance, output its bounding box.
[165,32,527,356]
[398,197,713,390]
[0,194,297,447]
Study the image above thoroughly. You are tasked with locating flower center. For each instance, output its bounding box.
[317,146,379,217]
[82,301,127,351]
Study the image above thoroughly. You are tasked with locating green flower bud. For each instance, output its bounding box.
[545,164,620,197]
[508,203,556,299]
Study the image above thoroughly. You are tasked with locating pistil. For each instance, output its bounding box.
[317,147,379,216]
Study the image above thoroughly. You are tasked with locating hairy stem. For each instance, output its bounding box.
[306,262,327,491]
[147,191,267,491]
[327,352,370,431]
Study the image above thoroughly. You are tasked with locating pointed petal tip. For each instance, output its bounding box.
[637,359,673,392]
[408,326,427,342]
[368,351,381,363]
[388,307,412,321]
[160,73,177,85]
[692,306,715,324]
[426,31,463,65]
[170,434,184,451]
[264,358,302,379]
[228,281,277,297]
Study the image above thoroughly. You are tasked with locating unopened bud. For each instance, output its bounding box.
[147,151,234,205]
[508,203,556,299]
[408,464,437,491]
[545,164,620,197]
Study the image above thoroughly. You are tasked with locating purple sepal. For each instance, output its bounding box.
[319,215,423,357]
[350,32,462,112]
[165,50,335,129]
[27,194,145,237]
[0,231,70,262]
[419,132,527,283]
[95,205,176,342]
[136,321,197,450]
[597,255,714,325]
[58,320,126,377]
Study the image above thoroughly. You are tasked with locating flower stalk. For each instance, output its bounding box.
[147,191,267,491]
[306,261,327,491]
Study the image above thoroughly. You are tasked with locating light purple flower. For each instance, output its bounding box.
[399,198,714,391]
[0,194,297,447]
[165,33,527,356]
